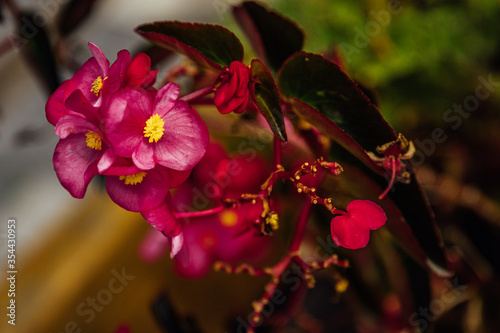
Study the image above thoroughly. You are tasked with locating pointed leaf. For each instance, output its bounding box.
[290,97,384,175]
[250,59,287,142]
[390,169,452,277]
[278,52,396,152]
[136,21,243,70]
[233,1,303,72]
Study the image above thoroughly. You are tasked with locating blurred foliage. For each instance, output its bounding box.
[273,0,500,125]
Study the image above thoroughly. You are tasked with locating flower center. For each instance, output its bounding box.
[90,76,106,96]
[85,131,102,150]
[143,114,165,143]
[119,172,147,185]
[220,210,238,227]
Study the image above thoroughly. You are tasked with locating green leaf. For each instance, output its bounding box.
[136,21,244,70]
[233,1,304,72]
[250,59,287,142]
[278,52,396,152]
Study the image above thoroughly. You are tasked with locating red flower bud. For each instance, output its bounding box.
[214,61,251,114]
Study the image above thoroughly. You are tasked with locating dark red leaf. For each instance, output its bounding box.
[233,1,303,72]
[136,21,244,70]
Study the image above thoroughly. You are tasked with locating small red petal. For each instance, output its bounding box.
[330,213,370,249]
[347,200,387,230]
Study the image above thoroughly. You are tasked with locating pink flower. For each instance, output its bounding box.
[214,61,251,114]
[330,200,386,249]
[105,83,209,171]
[52,91,105,198]
[46,43,158,126]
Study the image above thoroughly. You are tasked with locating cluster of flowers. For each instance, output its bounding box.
[45,43,209,247]
[46,42,386,263]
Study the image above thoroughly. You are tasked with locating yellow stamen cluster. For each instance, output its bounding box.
[85,131,102,150]
[119,172,147,185]
[143,114,165,143]
[90,76,105,96]
[265,211,279,231]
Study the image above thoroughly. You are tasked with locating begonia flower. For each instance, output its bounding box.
[46,43,158,125]
[330,200,386,249]
[105,82,209,171]
[214,61,251,114]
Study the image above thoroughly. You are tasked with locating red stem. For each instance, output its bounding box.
[174,205,224,219]
[289,199,313,252]
[179,85,214,103]
[378,157,396,200]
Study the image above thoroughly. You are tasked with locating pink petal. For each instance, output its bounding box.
[106,167,169,212]
[53,134,101,198]
[140,201,180,235]
[173,231,214,278]
[154,101,209,171]
[168,168,192,188]
[101,156,142,176]
[88,42,109,76]
[138,228,170,263]
[105,88,152,157]
[105,49,131,96]
[330,213,371,249]
[125,52,152,87]
[65,90,100,123]
[142,68,159,88]
[65,57,102,106]
[346,200,387,230]
[169,232,184,258]
[55,114,100,139]
[46,81,69,126]
[132,139,155,170]
[153,82,179,117]
[97,149,117,174]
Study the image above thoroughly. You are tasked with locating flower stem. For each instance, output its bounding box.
[289,199,313,253]
[179,85,214,103]
[378,157,396,200]
[174,205,224,219]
